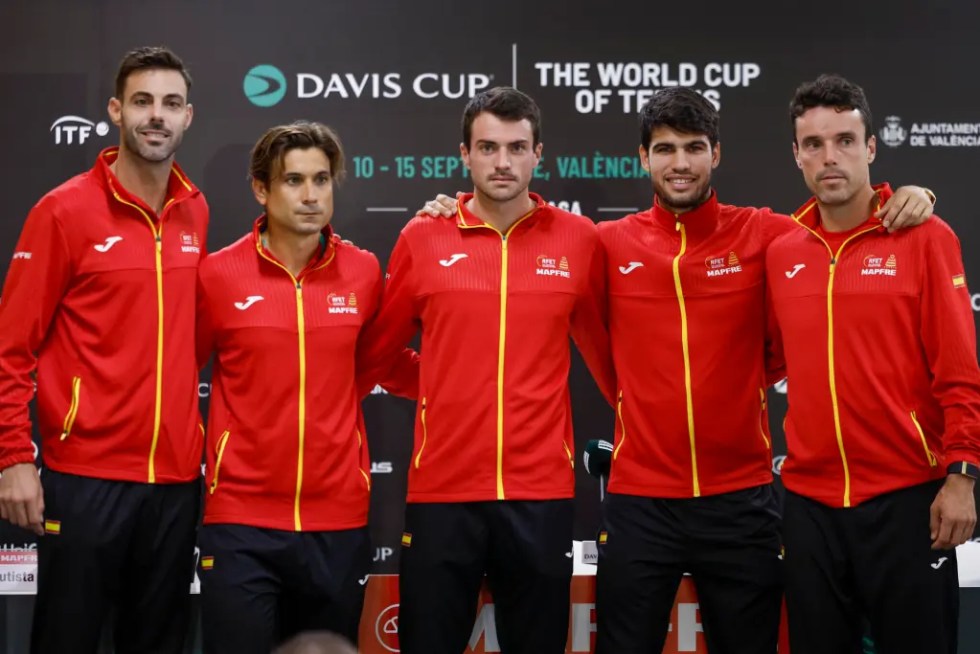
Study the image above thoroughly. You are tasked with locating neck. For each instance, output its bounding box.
[657,188,711,218]
[818,185,877,232]
[110,147,173,215]
[264,225,322,277]
[468,188,536,234]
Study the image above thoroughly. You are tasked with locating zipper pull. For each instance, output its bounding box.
[156,235,162,252]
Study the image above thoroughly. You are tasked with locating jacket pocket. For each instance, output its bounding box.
[909,411,938,468]
[356,428,371,490]
[613,390,626,460]
[758,387,771,450]
[413,397,428,469]
[209,430,232,494]
[60,376,82,440]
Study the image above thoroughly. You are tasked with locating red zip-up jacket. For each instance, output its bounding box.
[357,193,615,503]
[197,218,418,531]
[0,148,208,483]
[767,184,980,507]
[600,192,793,498]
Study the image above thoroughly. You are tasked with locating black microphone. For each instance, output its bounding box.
[584,439,614,502]
[584,439,613,478]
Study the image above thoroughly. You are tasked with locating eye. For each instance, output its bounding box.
[841,136,854,146]
[167,100,182,109]
[315,174,331,185]
[510,143,527,154]
[479,143,495,154]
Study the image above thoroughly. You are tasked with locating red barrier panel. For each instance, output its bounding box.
[359,575,790,653]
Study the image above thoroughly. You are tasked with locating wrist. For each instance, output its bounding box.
[947,461,979,480]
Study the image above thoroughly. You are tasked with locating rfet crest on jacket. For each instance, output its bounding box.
[0,147,208,483]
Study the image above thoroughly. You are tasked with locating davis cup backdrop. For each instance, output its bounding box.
[0,0,979,646]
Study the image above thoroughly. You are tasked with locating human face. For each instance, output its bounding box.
[793,106,876,206]
[640,126,719,214]
[252,147,334,238]
[460,112,542,204]
[108,69,193,164]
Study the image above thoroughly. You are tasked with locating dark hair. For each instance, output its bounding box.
[114,46,192,99]
[639,88,719,149]
[461,86,541,148]
[249,121,346,186]
[789,74,873,143]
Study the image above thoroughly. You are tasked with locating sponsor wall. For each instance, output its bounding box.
[1,1,980,651]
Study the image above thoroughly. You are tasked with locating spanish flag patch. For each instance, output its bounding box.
[598,531,608,544]
[43,520,61,535]
[953,274,966,288]
[401,532,413,547]
[201,556,214,570]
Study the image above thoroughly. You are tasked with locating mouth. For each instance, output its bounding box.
[139,129,171,140]
[818,172,847,183]
[665,176,697,191]
[489,175,516,182]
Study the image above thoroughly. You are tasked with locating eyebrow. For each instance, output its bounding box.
[129,91,186,102]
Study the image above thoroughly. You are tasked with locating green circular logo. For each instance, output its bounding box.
[244,65,287,107]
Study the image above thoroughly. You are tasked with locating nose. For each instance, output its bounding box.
[301,181,319,203]
[493,148,511,170]
[671,150,691,171]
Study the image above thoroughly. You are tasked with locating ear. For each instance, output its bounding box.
[638,144,650,172]
[107,97,122,127]
[867,135,876,164]
[251,178,269,206]
[459,142,470,170]
[532,141,543,167]
[711,141,721,169]
[792,142,801,167]
[184,103,194,131]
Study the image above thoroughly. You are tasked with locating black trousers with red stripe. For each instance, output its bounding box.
[198,523,370,654]
[398,500,574,654]
[595,485,783,654]
[31,469,200,654]
[783,481,959,654]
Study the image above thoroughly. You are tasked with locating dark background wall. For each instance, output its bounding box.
[0,1,979,647]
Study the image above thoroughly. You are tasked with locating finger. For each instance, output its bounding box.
[10,501,28,530]
[454,191,464,199]
[878,196,909,231]
[935,519,955,550]
[436,194,453,203]
[27,496,43,530]
[930,501,941,541]
[0,502,8,522]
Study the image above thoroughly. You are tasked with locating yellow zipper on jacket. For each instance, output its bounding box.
[60,376,81,440]
[794,219,879,507]
[456,204,537,500]
[255,241,335,530]
[110,193,173,483]
[209,430,231,494]
[672,220,700,497]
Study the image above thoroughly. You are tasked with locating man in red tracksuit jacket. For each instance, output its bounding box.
[767,74,980,654]
[195,122,417,654]
[357,87,616,654]
[0,47,207,654]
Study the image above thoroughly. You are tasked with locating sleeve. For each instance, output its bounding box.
[195,266,216,370]
[354,233,422,398]
[0,197,73,470]
[920,222,980,466]
[570,236,616,407]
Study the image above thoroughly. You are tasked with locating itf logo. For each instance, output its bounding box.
[50,116,110,145]
[244,65,287,107]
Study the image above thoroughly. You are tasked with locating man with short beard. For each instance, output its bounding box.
[768,74,979,654]
[0,46,207,654]
[357,86,616,654]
